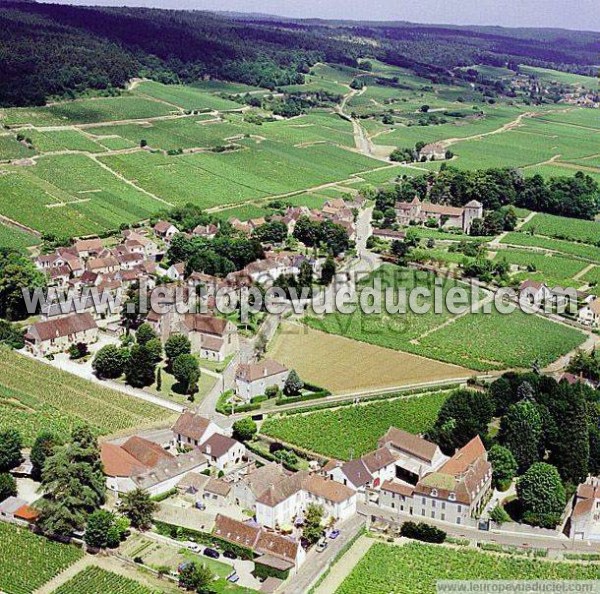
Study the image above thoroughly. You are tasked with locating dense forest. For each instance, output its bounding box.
[0,1,599,106]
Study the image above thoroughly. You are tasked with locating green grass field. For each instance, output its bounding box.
[0,134,36,160]
[0,522,84,594]
[260,391,448,460]
[336,542,600,594]
[0,349,170,445]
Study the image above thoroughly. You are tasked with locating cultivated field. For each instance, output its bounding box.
[0,222,39,251]
[52,567,159,594]
[269,323,469,394]
[0,522,83,594]
[500,232,600,263]
[305,265,587,371]
[521,212,600,244]
[0,349,170,445]
[336,542,600,594]
[260,390,448,459]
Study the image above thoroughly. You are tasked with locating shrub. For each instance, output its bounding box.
[400,521,446,543]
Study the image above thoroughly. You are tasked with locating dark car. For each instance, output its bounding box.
[203,547,220,559]
[223,550,237,560]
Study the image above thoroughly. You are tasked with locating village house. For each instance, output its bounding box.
[192,223,218,239]
[395,196,483,233]
[73,238,103,259]
[153,220,180,242]
[519,280,553,305]
[411,436,492,525]
[213,514,306,576]
[578,298,600,328]
[86,256,119,275]
[166,262,186,282]
[419,142,447,161]
[378,480,415,514]
[199,433,247,471]
[235,359,290,402]
[255,471,356,530]
[371,228,406,242]
[232,462,291,510]
[24,312,98,356]
[47,265,71,287]
[0,497,40,524]
[569,478,600,541]
[325,447,397,493]
[172,411,221,449]
[180,313,239,362]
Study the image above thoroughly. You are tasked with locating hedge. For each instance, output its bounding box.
[400,521,446,544]
[153,520,254,560]
[254,561,290,581]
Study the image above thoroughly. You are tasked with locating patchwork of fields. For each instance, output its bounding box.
[305,265,587,371]
[52,567,161,594]
[0,349,170,445]
[260,390,448,459]
[336,542,600,594]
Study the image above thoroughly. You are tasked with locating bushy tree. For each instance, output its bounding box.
[232,418,257,442]
[488,444,517,490]
[517,462,566,528]
[165,334,191,370]
[179,562,214,591]
[320,255,336,285]
[37,424,105,536]
[303,503,324,545]
[430,389,494,454]
[119,488,157,529]
[283,370,304,396]
[500,399,543,473]
[136,322,158,346]
[0,429,23,472]
[30,431,60,481]
[145,337,163,365]
[0,472,17,502]
[172,354,200,395]
[125,343,157,388]
[85,510,115,549]
[92,344,127,379]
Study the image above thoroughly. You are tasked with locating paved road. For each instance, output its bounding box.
[277,514,366,594]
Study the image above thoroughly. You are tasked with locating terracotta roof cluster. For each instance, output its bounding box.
[236,359,289,383]
[101,436,173,478]
[132,449,207,490]
[239,463,291,498]
[213,514,300,565]
[182,314,229,336]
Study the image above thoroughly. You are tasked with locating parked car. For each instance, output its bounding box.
[227,572,240,583]
[223,550,237,560]
[186,542,201,552]
[203,547,220,559]
[316,539,328,553]
[328,529,340,539]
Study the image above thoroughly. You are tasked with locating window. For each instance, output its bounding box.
[441,513,445,521]
[442,502,446,510]
[449,492,456,501]
[456,518,461,525]
[432,500,436,508]
[457,505,462,513]
[431,511,435,518]
[422,497,426,504]
[431,489,438,497]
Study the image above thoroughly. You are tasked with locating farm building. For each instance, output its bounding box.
[24,312,98,356]
[395,196,482,233]
[235,359,290,401]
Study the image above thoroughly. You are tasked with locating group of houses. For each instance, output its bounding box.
[323,428,492,526]
[394,196,483,234]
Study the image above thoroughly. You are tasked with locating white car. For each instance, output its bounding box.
[316,539,328,553]
[185,542,201,553]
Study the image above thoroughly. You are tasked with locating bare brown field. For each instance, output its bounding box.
[268,323,470,394]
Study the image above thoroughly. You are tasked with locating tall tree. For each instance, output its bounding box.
[488,444,517,491]
[30,431,60,481]
[125,343,157,388]
[500,400,542,473]
[119,488,157,530]
[517,462,566,528]
[0,429,23,473]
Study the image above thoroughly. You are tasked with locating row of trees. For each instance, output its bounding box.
[427,372,599,528]
[93,324,200,395]
[375,168,600,222]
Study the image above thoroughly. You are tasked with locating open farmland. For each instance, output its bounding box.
[417,309,586,371]
[1,95,175,126]
[493,248,589,287]
[0,349,170,445]
[51,567,160,594]
[500,232,600,262]
[260,391,448,460]
[269,323,469,393]
[521,213,600,244]
[0,522,84,594]
[336,542,600,594]
[305,265,586,371]
[0,134,36,160]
